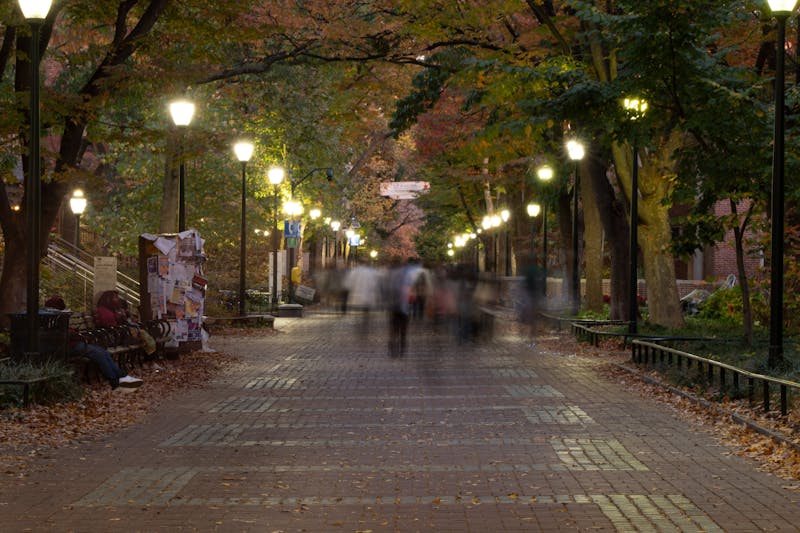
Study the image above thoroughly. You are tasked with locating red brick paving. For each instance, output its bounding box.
[1,311,799,532]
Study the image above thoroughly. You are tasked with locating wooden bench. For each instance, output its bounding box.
[142,318,172,357]
[67,313,170,381]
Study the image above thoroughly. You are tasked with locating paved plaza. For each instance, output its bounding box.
[1,311,799,532]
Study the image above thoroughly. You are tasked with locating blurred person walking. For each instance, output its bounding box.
[386,260,415,357]
[344,262,383,335]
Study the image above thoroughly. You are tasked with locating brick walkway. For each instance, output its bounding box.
[1,311,799,532]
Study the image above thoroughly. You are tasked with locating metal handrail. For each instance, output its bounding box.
[44,239,140,307]
[50,236,140,290]
[632,339,800,416]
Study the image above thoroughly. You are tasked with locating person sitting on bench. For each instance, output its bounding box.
[44,295,143,390]
[95,290,157,357]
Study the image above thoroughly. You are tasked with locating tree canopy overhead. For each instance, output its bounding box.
[0,1,793,334]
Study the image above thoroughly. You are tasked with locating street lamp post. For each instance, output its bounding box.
[331,220,341,264]
[69,189,87,251]
[483,215,502,273]
[566,140,585,315]
[309,208,321,274]
[623,98,648,335]
[19,0,53,355]
[286,167,333,303]
[234,141,254,317]
[268,167,285,311]
[501,208,511,276]
[352,233,361,263]
[767,0,797,367]
[536,165,554,297]
[526,202,541,260]
[169,99,195,232]
[283,198,303,303]
[345,228,355,266]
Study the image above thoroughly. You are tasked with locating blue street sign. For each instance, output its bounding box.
[284,220,302,238]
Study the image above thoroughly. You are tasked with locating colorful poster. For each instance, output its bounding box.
[141,229,206,347]
[158,256,170,277]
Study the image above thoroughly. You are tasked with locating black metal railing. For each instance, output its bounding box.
[632,339,800,416]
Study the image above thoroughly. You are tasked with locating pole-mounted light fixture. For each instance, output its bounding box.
[268,167,285,186]
[170,98,195,231]
[623,97,648,334]
[527,202,541,269]
[768,0,797,10]
[234,141,254,317]
[18,0,52,19]
[536,164,554,296]
[766,0,798,366]
[234,141,254,163]
[283,199,303,217]
[267,167,284,310]
[19,0,53,355]
[69,189,86,251]
[69,189,87,216]
[500,208,511,275]
[536,165,554,181]
[566,139,585,315]
[169,99,195,127]
[566,140,585,161]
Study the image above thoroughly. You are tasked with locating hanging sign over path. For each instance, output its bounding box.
[379,181,430,200]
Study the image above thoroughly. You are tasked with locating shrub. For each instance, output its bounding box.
[697,286,743,324]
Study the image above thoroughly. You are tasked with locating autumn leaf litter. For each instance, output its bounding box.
[0,331,245,478]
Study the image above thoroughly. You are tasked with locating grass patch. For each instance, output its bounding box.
[0,358,83,408]
[590,317,800,382]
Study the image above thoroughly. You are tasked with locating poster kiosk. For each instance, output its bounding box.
[138,229,206,353]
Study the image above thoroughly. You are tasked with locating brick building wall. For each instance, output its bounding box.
[708,199,762,280]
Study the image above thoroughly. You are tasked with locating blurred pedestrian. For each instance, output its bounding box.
[454,264,478,343]
[386,260,414,357]
[431,266,457,332]
[344,261,382,334]
[522,262,545,345]
[408,263,433,320]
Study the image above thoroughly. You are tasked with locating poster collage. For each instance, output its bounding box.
[142,229,207,344]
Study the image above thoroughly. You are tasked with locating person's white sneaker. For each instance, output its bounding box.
[118,375,143,388]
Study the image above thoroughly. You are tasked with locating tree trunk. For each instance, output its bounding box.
[731,199,754,346]
[639,216,684,328]
[611,128,685,329]
[585,149,630,320]
[634,136,684,328]
[0,224,28,323]
[581,157,604,312]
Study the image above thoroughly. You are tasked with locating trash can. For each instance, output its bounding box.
[8,310,72,360]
